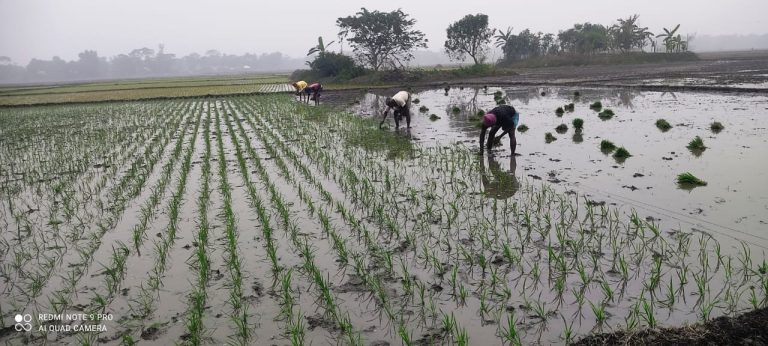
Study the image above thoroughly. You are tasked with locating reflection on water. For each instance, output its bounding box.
[480,154,520,199]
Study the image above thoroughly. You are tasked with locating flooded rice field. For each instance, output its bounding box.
[353,86,768,249]
[1,91,767,345]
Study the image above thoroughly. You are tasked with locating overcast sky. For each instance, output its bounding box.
[1,0,767,64]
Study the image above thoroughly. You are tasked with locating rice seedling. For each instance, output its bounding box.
[572,118,584,130]
[545,132,557,143]
[419,105,429,113]
[600,140,616,153]
[589,101,602,111]
[565,103,575,112]
[654,118,673,132]
[687,135,707,152]
[430,114,441,121]
[677,172,707,187]
[598,109,614,120]
[555,124,568,134]
[710,121,724,133]
[517,124,529,132]
[555,107,565,116]
[613,147,632,160]
[452,106,461,114]
[412,98,420,104]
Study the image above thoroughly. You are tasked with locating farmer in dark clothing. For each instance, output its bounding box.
[480,155,520,199]
[304,82,323,105]
[479,105,519,154]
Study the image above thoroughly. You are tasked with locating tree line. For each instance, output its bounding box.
[0,46,305,84]
[304,9,692,79]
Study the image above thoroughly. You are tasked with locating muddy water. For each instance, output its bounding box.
[352,87,768,249]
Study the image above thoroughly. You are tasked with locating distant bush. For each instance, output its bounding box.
[291,52,363,82]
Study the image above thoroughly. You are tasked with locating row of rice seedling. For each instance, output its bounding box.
[125,102,202,325]
[184,105,213,345]
[212,102,260,343]
[221,100,363,345]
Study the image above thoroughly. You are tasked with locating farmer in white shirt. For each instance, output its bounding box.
[379,91,412,129]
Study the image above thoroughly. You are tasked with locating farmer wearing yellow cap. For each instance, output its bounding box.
[292,81,308,102]
[480,105,519,154]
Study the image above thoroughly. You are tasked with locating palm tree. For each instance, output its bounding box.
[656,24,680,53]
[307,36,335,56]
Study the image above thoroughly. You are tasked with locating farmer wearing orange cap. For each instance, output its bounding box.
[292,81,308,102]
[480,105,519,154]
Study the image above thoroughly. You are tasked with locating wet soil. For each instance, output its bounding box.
[574,306,768,345]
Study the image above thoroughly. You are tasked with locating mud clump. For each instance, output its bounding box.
[573,307,768,345]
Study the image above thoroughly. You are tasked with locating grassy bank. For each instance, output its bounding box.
[501,52,699,68]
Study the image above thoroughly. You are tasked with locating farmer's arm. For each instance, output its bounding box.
[379,107,392,127]
[495,130,509,141]
[479,126,488,150]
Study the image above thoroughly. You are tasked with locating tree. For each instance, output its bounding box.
[336,8,427,71]
[307,36,335,56]
[444,14,494,65]
[558,23,610,55]
[656,24,680,52]
[494,27,514,48]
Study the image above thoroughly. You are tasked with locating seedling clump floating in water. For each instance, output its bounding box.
[565,103,575,112]
[589,101,603,111]
[419,105,429,113]
[656,119,672,131]
[598,109,614,119]
[687,136,706,151]
[677,172,708,186]
[452,106,461,114]
[429,114,441,121]
[600,140,616,152]
[572,118,584,130]
[412,98,420,104]
[545,132,557,143]
[555,107,565,116]
[517,124,529,132]
[710,121,724,133]
[613,147,631,159]
[477,110,485,116]
[555,123,568,133]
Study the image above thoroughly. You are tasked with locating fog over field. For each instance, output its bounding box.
[2,0,767,62]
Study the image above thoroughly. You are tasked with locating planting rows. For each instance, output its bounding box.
[1,94,765,345]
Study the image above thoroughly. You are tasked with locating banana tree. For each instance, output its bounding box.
[494,27,513,48]
[656,24,680,53]
[307,36,336,56]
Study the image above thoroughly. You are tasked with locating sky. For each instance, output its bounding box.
[1,0,767,64]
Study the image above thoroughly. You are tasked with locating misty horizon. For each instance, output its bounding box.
[2,0,768,64]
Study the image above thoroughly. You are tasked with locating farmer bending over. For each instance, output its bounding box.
[304,82,323,105]
[379,91,412,129]
[292,81,308,102]
[480,105,519,154]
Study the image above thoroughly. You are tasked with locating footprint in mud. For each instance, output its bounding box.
[140,323,168,341]
[333,274,366,293]
[306,315,338,331]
